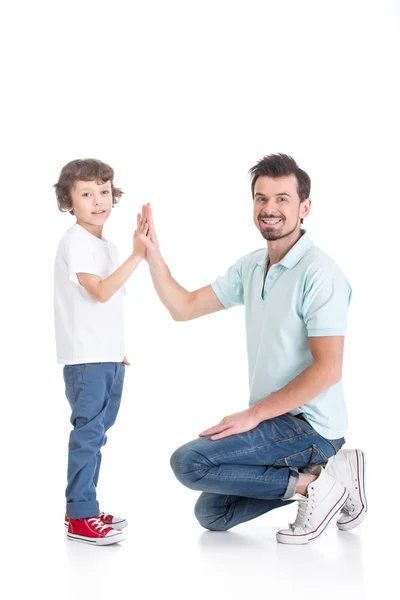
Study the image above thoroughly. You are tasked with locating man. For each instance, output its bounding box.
[138,154,367,544]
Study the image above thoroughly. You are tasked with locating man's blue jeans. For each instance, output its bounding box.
[63,362,125,519]
[170,413,345,531]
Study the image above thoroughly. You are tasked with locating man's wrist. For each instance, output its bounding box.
[250,400,268,424]
[147,253,165,270]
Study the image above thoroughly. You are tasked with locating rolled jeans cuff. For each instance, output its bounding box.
[67,500,100,520]
[282,467,299,499]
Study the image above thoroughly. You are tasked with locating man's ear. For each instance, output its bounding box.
[301,198,311,219]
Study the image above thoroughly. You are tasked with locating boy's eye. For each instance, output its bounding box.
[82,193,91,197]
[102,190,110,195]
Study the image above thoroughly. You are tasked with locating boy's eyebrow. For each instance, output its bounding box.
[76,181,111,190]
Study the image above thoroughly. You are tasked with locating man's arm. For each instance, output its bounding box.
[200,336,344,440]
[147,260,224,321]
[252,335,343,421]
[139,203,225,320]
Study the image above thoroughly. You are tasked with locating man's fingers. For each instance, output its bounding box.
[211,430,234,441]
[199,422,228,437]
[147,203,154,227]
[148,225,158,243]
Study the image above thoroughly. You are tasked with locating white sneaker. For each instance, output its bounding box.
[325,449,367,531]
[276,468,349,545]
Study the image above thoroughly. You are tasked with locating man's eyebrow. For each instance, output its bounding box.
[254,192,292,197]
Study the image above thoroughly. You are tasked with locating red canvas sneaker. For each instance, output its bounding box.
[67,516,125,546]
[65,511,128,530]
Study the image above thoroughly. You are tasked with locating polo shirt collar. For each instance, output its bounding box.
[256,229,313,269]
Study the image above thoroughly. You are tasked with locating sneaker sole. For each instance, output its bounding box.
[67,530,125,546]
[337,449,367,531]
[64,519,128,530]
[276,488,349,545]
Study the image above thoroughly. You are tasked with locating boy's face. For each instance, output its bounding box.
[70,179,113,226]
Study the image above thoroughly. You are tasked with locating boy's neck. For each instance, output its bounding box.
[76,219,104,240]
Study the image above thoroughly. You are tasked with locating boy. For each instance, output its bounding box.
[54,158,148,546]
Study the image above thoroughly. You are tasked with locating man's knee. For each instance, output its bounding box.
[170,443,211,489]
[194,495,231,532]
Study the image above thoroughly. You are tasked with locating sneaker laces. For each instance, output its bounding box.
[290,492,315,531]
[87,517,109,533]
[342,476,359,514]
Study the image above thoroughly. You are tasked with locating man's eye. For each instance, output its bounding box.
[278,197,287,202]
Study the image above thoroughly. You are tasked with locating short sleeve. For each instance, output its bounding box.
[65,234,100,286]
[302,263,352,336]
[211,258,245,309]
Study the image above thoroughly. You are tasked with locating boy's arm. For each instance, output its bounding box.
[139,204,224,321]
[78,253,143,303]
[78,218,149,303]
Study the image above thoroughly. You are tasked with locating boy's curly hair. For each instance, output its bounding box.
[54,158,124,214]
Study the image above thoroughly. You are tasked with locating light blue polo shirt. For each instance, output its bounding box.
[211,231,352,440]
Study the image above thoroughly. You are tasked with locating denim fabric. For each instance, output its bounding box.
[63,362,125,519]
[170,413,344,531]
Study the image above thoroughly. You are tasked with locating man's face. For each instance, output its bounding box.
[70,180,113,226]
[253,175,310,241]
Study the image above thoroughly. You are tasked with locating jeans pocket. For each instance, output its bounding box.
[325,437,346,455]
[83,363,102,370]
[273,444,326,468]
[63,367,76,409]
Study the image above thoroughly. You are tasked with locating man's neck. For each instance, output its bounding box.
[267,228,303,267]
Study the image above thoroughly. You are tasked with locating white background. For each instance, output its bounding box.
[1,1,399,599]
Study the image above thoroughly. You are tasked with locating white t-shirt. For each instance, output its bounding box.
[54,223,125,365]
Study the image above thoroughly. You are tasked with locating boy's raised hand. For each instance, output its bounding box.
[133,211,150,258]
[139,203,162,263]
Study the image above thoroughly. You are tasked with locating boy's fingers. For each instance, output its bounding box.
[140,221,149,233]
[139,234,152,247]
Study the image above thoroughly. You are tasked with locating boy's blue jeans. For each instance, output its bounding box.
[63,362,125,519]
[170,413,345,531]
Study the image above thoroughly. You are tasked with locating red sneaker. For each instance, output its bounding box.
[67,516,125,546]
[65,511,128,530]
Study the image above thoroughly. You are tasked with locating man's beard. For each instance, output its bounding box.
[259,219,299,241]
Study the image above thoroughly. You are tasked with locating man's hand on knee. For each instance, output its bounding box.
[199,406,261,440]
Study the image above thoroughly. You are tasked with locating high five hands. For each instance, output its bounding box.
[134,203,161,262]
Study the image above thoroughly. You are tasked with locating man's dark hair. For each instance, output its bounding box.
[54,158,124,215]
[249,153,311,200]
